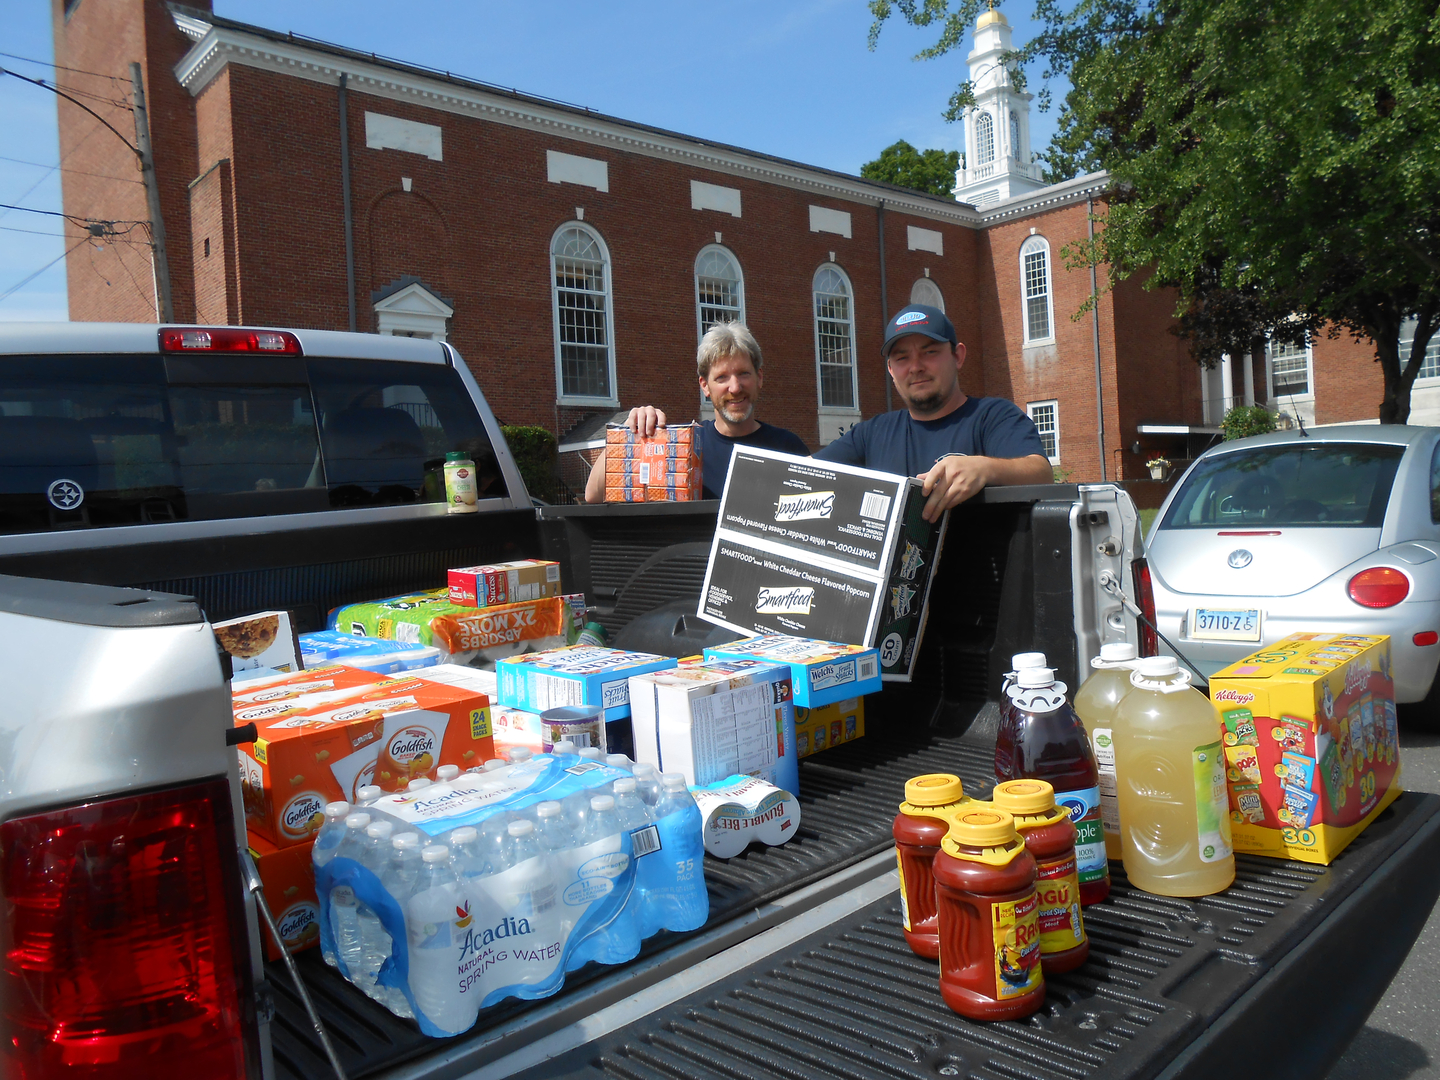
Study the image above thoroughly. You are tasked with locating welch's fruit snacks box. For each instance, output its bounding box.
[235,672,494,849]
[703,634,880,709]
[698,447,947,681]
[497,646,678,722]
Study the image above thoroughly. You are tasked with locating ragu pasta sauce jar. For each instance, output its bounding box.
[893,774,969,960]
[933,807,1045,1021]
[991,779,1089,975]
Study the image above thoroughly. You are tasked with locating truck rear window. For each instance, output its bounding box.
[0,354,500,533]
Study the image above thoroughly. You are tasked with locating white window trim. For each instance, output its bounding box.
[975,111,996,165]
[1020,235,1055,346]
[693,243,746,343]
[909,276,945,313]
[1265,337,1315,403]
[373,281,453,341]
[1402,317,1440,386]
[1027,399,1060,464]
[550,221,619,407]
[813,262,860,415]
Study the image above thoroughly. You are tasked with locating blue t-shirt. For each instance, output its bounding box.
[813,397,1046,477]
[699,420,809,499]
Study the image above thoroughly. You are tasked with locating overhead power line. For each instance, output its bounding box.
[0,67,138,156]
[0,153,143,184]
[0,50,129,83]
[0,236,90,305]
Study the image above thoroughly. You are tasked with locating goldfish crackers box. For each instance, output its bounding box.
[237,671,495,849]
[247,833,320,961]
[604,423,703,502]
[1209,633,1401,864]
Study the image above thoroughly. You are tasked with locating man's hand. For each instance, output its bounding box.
[626,406,666,436]
[917,453,1053,521]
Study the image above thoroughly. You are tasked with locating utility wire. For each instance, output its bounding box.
[0,236,90,304]
[0,50,129,83]
[0,202,147,228]
[0,67,138,157]
[0,153,143,183]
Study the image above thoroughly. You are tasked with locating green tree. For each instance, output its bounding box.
[868,0,1440,423]
[860,139,961,198]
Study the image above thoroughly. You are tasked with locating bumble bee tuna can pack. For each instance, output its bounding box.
[313,752,708,1037]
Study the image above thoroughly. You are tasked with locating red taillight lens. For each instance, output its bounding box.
[1347,567,1410,608]
[1132,556,1159,657]
[1,779,254,1078]
[1414,631,1438,647]
[159,327,302,354]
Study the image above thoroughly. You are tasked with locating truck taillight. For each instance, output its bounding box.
[1132,556,1159,657]
[1,778,255,1079]
[159,326,302,354]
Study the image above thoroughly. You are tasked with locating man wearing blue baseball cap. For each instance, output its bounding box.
[814,303,1052,521]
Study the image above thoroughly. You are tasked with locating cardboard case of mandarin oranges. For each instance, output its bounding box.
[604,423,703,502]
[234,668,494,849]
[1209,633,1401,864]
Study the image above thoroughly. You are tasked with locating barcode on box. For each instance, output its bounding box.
[630,825,662,858]
[858,655,878,681]
[546,564,560,582]
[640,463,651,484]
[859,492,891,521]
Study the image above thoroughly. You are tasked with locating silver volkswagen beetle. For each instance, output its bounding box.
[1144,425,1440,708]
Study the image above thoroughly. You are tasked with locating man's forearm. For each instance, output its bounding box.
[584,448,608,503]
[981,454,1055,487]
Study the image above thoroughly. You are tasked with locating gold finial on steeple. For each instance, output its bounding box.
[977,1,1008,28]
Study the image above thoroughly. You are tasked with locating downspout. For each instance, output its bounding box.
[877,201,892,413]
[1088,193,1107,481]
[339,74,357,332]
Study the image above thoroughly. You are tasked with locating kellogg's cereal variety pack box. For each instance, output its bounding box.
[1209,633,1401,864]
[604,423,703,502]
[794,696,865,758]
[234,667,494,849]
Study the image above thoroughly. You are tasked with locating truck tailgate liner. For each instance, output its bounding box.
[265,726,1440,1080]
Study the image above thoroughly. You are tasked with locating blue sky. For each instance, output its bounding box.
[0,1,1061,322]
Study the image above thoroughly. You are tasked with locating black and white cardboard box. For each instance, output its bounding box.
[699,447,949,681]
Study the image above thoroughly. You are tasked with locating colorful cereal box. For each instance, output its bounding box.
[247,832,319,961]
[497,645,678,721]
[447,560,563,607]
[604,423,703,502]
[794,696,865,758]
[329,589,586,662]
[703,634,881,708]
[1209,633,1401,864]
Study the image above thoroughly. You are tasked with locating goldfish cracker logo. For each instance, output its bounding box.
[991,892,1043,999]
[380,724,438,782]
[279,791,328,839]
[236,701,306,723]
[277,902,320,948]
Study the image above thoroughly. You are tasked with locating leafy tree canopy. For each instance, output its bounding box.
[860,139,961,198]
[868,0,1440,422]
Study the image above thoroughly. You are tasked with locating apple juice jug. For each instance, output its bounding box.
[1073,642,1139,861]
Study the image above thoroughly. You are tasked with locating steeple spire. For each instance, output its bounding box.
[952,6,1046,207]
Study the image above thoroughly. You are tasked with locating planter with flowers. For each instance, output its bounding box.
[1147,456,1172,481]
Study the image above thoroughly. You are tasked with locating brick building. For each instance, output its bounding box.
[52,0,1420,491]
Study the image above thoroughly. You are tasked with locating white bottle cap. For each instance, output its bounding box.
[661,773,688,790]
[450,826,478,845]
[579,747,605,760]
[552,741,578,755]
[436,765,460,782]
[1100,643,1138,662]
[1016,667,1056,689]
[421,844,450,863]
[407,778,432,791]
[483,759,507,771]
[326,801,350,818]
[508,748,533,763]
[365,821,394,839]
[1012,651,1047,670]
[356,786,382,803]
[634,763,657,777]
[607,754,632,768]
[614,777,637,793]
[507,819,535,837]
[1136,655,1180,677]
[392,832,421,850]
[536,801,563,819]
[344,813,371,830]
[590,794,616,812]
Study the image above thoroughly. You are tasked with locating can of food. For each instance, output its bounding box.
[539,705,605,752]
[443,451,478,514]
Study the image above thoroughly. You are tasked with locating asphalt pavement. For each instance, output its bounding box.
[1327,724,1440,1079]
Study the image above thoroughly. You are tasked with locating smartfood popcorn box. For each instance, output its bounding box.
[703,634,881,708]
[1209,633,1401,865]
[604,423,703,502]
[699,447,948,681]
[497,646,678,722]
[237,672,495,849]
[794,695,865,758]
[247,832,320,961]
[447,560,563,607]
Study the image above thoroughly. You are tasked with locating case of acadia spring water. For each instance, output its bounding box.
[1209,633,1401,864]
[698,446,948,680]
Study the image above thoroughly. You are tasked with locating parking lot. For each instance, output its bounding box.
[1329,725,1440,1079]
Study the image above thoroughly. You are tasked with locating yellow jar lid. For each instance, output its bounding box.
[991,779,1056,815]
[903,773,965,808]
[948,808,1017,847]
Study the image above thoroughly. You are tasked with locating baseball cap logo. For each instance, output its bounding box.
[896,311,928,325]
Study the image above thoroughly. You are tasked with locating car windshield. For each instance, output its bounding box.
[1161,442,1405,530]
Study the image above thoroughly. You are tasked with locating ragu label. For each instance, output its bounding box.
[279,791,327,838]
[1033,853,1086,955]
[991,891,1043,1000]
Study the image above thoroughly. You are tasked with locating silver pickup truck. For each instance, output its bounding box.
[1,323,1434,1080]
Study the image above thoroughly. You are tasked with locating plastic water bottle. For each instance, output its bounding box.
[580,795,641,963]
[330,812,371,975]
[355,820,396,1000]
[356,785,383,807]
[503,820,558,920]
[995,651,1048,780]
[408,777,432,792]
[479,813,512,873]
[380,834,424,1018]
[562,788,593,835]
[508,747,533,764]
[312,801,352,868]
[606,753,634,772]
[551,740,578,756]
[437,764,460,782]
[536,801,576,853]
[578,747,605,762]
[1074,642,1139,861]
[407,845,475,1033]
[644,774,708,935]
[483,758,507,771]
[448,826,489,881]
[632,763,661,806]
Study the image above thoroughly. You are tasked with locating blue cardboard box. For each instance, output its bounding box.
[497,645,677,722]
[703,634,881,708]
[298,630,441,674]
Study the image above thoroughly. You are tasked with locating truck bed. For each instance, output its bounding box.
[267,721,1440,1080]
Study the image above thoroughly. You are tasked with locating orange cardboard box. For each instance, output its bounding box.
[232,664,389,724]
[604,423,702,502]
[247,832,319,961]
[237,673,494,849]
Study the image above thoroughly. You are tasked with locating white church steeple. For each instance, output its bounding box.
[953,7,1046,207]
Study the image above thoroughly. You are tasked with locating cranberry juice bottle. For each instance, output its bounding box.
[1000,668,1111,905]
[994,652,1048,781]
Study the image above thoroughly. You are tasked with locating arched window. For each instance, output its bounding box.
[1020,235,1053,343]
[909,277,944,312]
[550,222,616,403]
[1009,110,1021,161]
[695,245,744,338]
[813,265,857,411]
[975,112,995,165]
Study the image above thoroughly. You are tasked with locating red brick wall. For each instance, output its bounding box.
[1313,331,1385,424]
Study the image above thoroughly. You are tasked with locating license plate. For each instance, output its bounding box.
[1190,607,1262,642]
